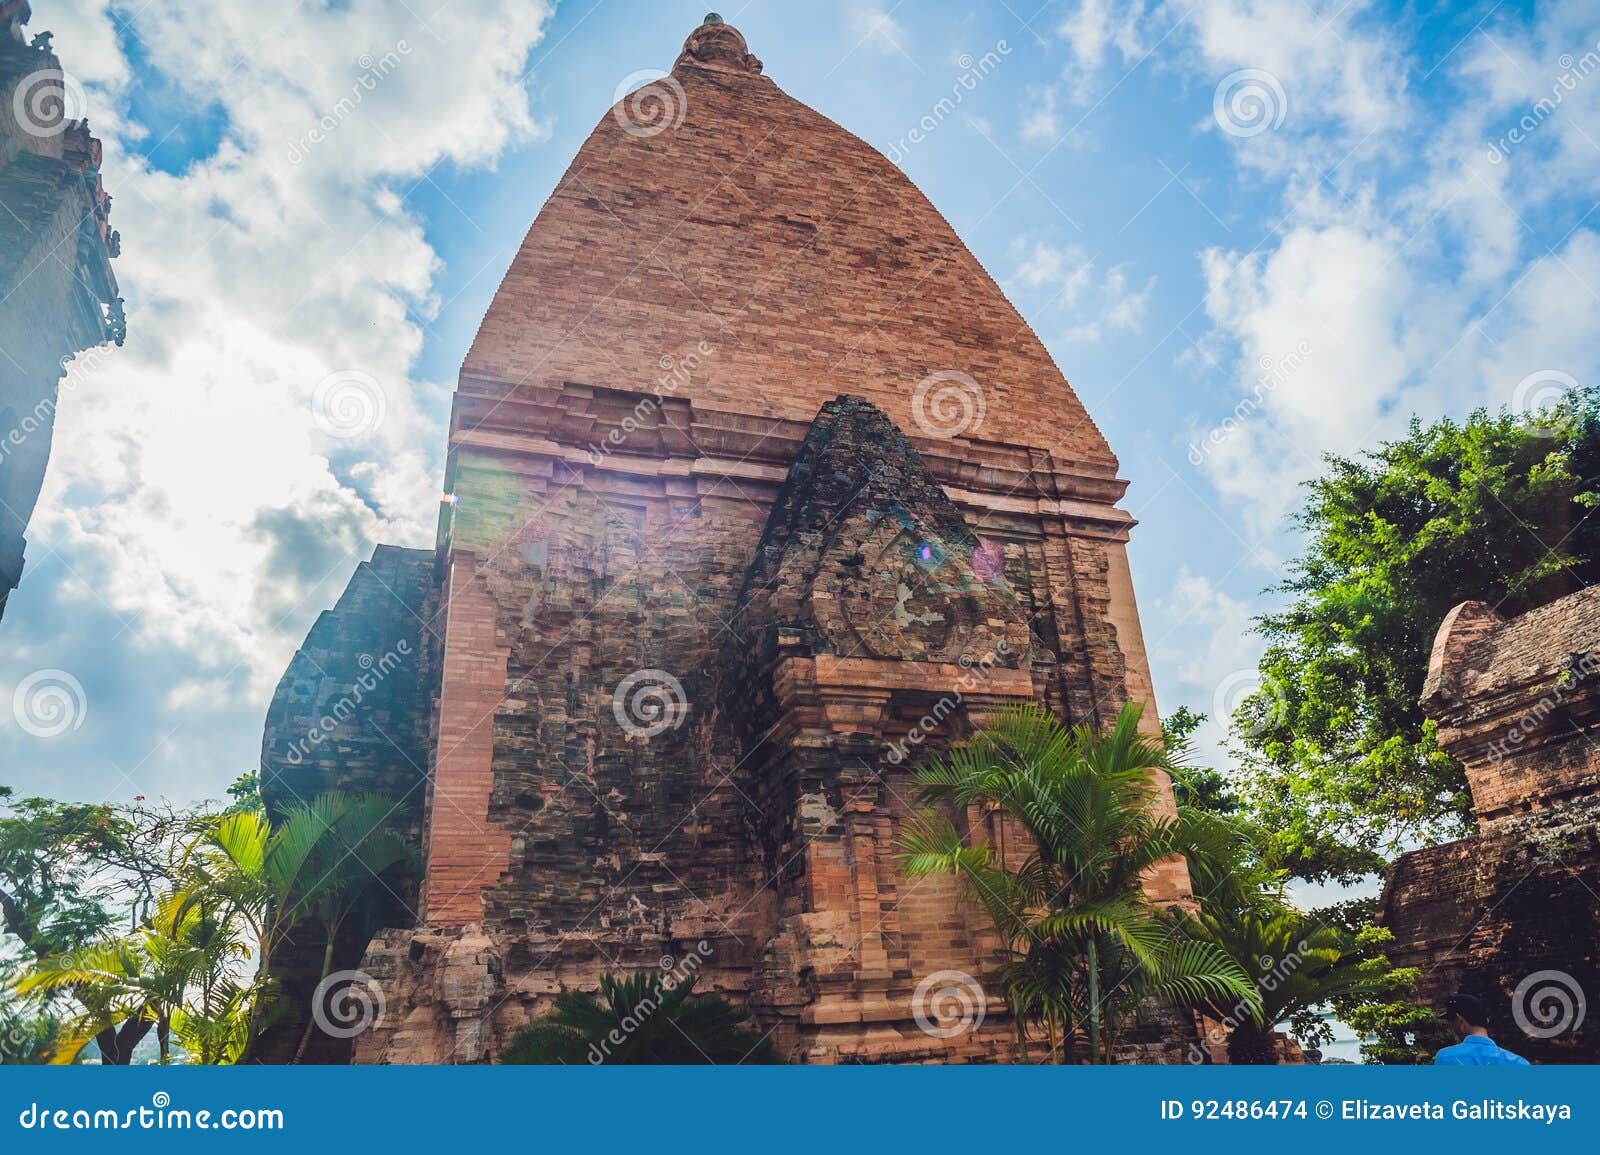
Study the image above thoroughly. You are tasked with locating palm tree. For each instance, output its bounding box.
[899,701,1262,1063]
[184,793,413,1062]
[1192,906,1387,1063]
[18,890,211,1063]
[500,971,779,1064]
[19,791,414,1064]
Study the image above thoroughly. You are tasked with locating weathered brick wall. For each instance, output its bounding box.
[256,544,435,1062]
[1380,798,1600,1062]
[328,17,1195,1064]
[1382,589,1600,1062]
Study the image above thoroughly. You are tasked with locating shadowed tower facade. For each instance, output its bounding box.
[262,15,1197,1063]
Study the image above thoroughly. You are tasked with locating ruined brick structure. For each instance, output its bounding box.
[1380,591,1600,1062]
[264,16,1196,1063]
[0,0,122,622]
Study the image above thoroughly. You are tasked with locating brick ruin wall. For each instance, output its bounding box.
[1380,594,1600,1062]
[263,17,1201,1065]
[347,394,1195,1064]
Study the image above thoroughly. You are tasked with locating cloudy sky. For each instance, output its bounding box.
[4,0,1597,815]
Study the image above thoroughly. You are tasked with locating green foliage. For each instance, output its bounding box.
[899,702,1262,1063]
[499,971,778,1065]
[0,787,131,957]
[1161,708,1241,816]
[1190,907,1395,1063]
[7,789,414,1064]
[1326,924,1452,1064]
[1235,391,1600,880]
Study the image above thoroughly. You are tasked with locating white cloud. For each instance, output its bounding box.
[1182,0,1406,133]
[26,0,555,700]
[1006,241,1155,344]
[1173,1,1600,538]
[1057,0,1148,100]
[1151,566,1261,770]
[850,6,908,57]
[1019,83,1061,142]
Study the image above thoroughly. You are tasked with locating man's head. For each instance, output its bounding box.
[1443,993,1490,1037]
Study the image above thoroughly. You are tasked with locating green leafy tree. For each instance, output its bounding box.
[13,790,413,1065]
[1161,707,1241,816]
[180,792,414,1062]
[899,702,1262,1063]
[1236,391,1600,880]
[0,787,201,1062]
[500,971,779,1064]
[1191,907,1397,1064]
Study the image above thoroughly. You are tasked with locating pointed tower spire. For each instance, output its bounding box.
[674,11,763,74]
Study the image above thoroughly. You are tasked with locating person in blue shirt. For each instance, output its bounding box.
[1433,994,1530,1065]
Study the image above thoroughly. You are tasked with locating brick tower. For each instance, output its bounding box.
[263,14,1194,1063]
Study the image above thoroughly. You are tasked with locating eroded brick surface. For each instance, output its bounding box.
[270,17,1197,1064]
[1382,590,1600,1061]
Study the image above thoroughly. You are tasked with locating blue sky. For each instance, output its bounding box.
[5,0,1598,838]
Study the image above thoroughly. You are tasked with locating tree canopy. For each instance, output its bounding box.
[1234,390,1600,881]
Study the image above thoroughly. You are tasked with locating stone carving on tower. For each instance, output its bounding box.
[262,15,1196,1063]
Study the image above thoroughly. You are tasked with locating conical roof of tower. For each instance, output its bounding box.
[461,16,1117,473]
